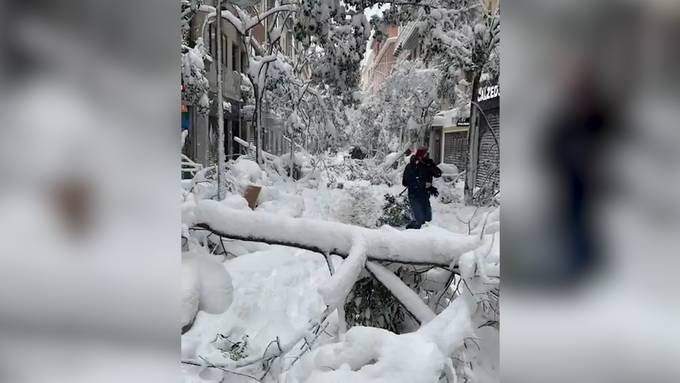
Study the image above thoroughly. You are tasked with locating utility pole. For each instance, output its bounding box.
[215,0,227,200]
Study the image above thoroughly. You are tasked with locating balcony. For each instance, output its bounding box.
[206,63,243,102]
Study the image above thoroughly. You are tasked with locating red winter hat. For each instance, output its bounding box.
[414,147,428,160]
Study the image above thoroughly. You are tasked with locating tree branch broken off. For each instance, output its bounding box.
[193,201,481,268]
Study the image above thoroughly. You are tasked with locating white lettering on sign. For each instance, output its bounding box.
[477,85,499,102]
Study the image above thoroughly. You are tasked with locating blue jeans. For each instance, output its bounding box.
[406,193,431,229]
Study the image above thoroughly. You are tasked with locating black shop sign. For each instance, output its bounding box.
[476,78,499,110]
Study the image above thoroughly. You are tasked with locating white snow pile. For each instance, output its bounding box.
[181,164,499,383]
[283,298,472,383]
[276,151,315,178]
[181,190,197,230]
[332,181,383,228]
[439,163,459,179]
[256,186,306,217]
[181,245,233,330]
[231,157,265,185]
[471,208,500,237]
[219,194,250,211]
[193,200,482,266]
[182,247,330,365]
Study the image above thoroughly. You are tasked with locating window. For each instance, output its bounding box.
[210,25,217,57]
[207,25,214,57]
[232,45,239,72]
[241,51,247,73]
[286,31,293,57]
[223,37,228,69]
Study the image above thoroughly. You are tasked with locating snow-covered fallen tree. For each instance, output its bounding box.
[182,195,499,382]
[282,297,472,383]
[192,200,482,267]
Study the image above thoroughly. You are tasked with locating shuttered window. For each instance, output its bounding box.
[443,131,468,171]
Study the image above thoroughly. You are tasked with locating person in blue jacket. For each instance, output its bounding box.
[402,147,442,229]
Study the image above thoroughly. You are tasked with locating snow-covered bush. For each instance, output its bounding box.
[181,38,210,116]
[344,276,406,333]
[278,152,304,180]
[439,163,459,181]
[377,193,412,227]
[332,181,382,228]
[438,184,461,204]
[214,334,250,362]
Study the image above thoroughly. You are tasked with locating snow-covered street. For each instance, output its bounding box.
[181,153,499,383]
[180,1,500,381]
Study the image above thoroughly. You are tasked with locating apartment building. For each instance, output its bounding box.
[361,25,400,94]
[183,0,306,166]
[183,1,246,167]
[243,0,304,156]
[397,0,500,189]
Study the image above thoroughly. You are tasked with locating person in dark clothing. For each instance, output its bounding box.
[402,147,442,229]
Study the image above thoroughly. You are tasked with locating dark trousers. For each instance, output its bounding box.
[406,193,432,229]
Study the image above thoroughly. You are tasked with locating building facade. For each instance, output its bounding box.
[361,25,399,93]
[183,1,304,166]
[183,2,246,167]
[244,0,304,156]
[473,77,500,190]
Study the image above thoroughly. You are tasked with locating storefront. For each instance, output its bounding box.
[473,78,500,190]
[429,109,469,172]
[429,76,499,196]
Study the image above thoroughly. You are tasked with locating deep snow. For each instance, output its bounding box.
[181,158,499,383]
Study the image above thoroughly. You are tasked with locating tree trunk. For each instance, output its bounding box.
[255,87,262,165]
[215,0,226,200]
[289,139,294,178]
[464,71,482,205]
[193,213,479,272]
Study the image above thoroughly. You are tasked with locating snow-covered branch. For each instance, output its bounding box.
[201,4,297,36]
[233,136,278,162]
[284,298,473,383]
[366,261,436,324]
[247,4,297,31]
[318,234,367,309]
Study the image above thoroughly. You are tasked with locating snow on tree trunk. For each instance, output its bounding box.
[215,0,227,200]
[464,71,482,205]
[417,296,473,357]
[192,200,482,267]
[366,261,436,324]
[318,234,367,309]
[283,297,472,383]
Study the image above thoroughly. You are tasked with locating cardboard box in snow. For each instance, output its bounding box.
[243,185,261,210]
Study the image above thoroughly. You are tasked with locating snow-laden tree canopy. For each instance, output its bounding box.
[347,60,439,156]
[181,3,501,380]
[372,0,500,111]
